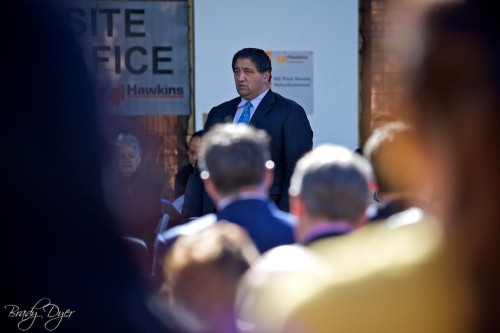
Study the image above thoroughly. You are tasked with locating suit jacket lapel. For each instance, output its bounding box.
[229,98,240,117]
[210,98,240,126]
[249,90,275,126]
[225,98,241,123]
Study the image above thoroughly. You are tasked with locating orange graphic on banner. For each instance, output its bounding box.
[265,50,272,61]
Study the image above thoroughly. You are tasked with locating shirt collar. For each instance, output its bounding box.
[237,88,269,108]
[303,221,353,244]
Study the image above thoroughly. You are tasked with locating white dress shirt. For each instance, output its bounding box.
[233,88,269,124]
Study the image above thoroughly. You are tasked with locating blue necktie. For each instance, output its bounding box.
[237,101,252,124]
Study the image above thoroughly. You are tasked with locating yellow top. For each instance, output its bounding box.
[236,209,475,333]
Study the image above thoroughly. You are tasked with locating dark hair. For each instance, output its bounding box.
[190,130,203,142]
[414,1,500,122]
[232,48,272,81]
[197,124,271,196]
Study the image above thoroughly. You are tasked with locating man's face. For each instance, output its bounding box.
[188,136,201,167]
[233,57,270,101]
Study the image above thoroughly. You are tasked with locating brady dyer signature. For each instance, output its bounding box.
[4,298,75,331]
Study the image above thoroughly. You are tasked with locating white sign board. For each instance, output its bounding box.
[68,1,190,115]
[269,51,313,114]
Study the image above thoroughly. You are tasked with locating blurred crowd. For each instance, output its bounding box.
[4,0,499,333]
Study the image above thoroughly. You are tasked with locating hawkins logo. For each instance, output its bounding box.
[107,84,185,106]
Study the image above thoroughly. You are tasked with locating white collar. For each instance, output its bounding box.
[237,88,269,108]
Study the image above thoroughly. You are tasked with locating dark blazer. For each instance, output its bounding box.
[174,163,194,198]
[107,173,163,252]
[152,198,297,288]
[183,90,313,217]
[216,198,297,253]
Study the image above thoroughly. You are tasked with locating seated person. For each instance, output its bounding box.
[106,133,163,271]
[161,221,259,333]
[174,130,203,199]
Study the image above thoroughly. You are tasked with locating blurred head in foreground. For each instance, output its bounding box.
[412,0,500,330]
[363,121,433,217]
[163,221,260,333]
[197,123,273,205]
[289,144,373,243]
[3,0,171,331]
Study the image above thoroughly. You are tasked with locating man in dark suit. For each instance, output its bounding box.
[182,48,313,218]
[173,130,203,198]
[152,124,296,289]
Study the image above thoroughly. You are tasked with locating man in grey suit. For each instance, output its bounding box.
[183,48,313,218]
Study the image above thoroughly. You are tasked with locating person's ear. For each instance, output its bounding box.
[290,194,305,219]
[354,213,368,229]
[263,71,270,83]
[263,161,274,190]
[291,194,310,243]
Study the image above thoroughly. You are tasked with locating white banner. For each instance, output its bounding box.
[268,51,314,115]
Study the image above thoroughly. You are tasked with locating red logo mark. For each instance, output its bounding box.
[107,85,124,106]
